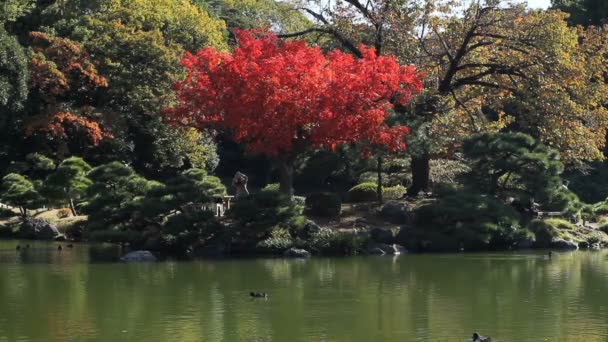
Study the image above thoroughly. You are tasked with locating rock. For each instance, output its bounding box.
[366,242,407,255]
[579,241,589,249]
[297,220,321,239]
[370,227,395,244]
[283,248,311,258]
[515,237,534,249]
[379,201,411,224]
[551,239,578,250]
[353,217,370,229]
[591,243,601,250]
[19,218,60,240]
[120,250,157,262]
[54,234,66,242]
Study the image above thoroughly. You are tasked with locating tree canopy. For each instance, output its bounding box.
[166,29,423,196]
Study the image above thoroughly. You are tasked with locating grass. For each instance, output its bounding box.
[0,208,87,235]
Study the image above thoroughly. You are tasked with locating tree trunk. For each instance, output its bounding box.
[277,157,294,199]
[376,155,383,204]
[407,154,430,197]
[69,198,77,217]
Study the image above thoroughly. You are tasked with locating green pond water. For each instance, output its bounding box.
[1,241,608,342]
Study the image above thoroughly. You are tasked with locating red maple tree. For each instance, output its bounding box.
[166,30,423,196]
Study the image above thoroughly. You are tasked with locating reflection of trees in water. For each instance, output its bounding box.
[1,244,608,341]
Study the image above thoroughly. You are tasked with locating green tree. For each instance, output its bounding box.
[552,0,608,26]
[43,157,92,216]
[0,173,44,218]
[288,0,608,195]
[6,0,227,176]
[196,0,310,33]
[84,162,161,231]
[462,132,564,206]
[0,27,29,168]
[141,168,226,220]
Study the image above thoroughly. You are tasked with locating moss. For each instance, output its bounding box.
[383,185,407,200]
[347,182,378,202]
[529,218,608,247]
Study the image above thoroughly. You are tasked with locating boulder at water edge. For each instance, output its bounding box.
[283,248,311,258]
[120,250,157,262]
[19,218,60,240]
[551,239,578,250]
[379,201,411,224]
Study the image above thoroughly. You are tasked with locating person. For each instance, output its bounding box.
[232,171,249,198]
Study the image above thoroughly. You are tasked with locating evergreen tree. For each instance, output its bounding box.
[0,173,44,218]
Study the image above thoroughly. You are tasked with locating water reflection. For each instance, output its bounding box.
[0,242,607,341]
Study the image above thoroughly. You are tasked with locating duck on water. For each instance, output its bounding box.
[250,292,268,299]
[472,332,491,342]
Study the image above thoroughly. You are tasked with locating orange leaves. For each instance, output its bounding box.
[28,32,108,96]
[25,112,112,146]
[166,30,423,156]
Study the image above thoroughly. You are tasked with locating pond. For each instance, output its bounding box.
[1,240,607,341]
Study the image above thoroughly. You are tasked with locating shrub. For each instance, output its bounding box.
[414,190,525,250]
[299,228,367,255]
[543,188,584,217]
[256,227,294,253]
[347,182,378,202]
[593,201,608,217]
[57,208,71,219]
[292,195,306,207]
[462,132,564,206]
[262,183,280,192]
[0,207,16,219]
[228,188,304,239]
[383,185,407,200]
[305,192,341,217]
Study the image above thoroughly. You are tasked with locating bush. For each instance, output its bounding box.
[383,185,407,200]
[256,227,294,254]
[347,182,378,202]
[305,192,341,217]
[0,207,16,219]
[299,228,367,255]
[262,183,280,192]
[228,188,304,239]
[593,201,608,217]
[543,188,584,217]
[414,190,525,250]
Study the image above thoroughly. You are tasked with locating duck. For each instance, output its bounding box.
[25,244,30,249]
[16,245,20,250]
[472,332,491,342]
[57,245,62,251]
[250,292,268,298]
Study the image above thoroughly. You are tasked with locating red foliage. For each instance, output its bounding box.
[25,112,112,146]
[166,30,423,156]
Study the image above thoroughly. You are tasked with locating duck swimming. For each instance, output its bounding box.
[250,292,268,298]
[472,332,491,342]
